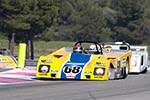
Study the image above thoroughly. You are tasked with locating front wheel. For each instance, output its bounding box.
[122,60,129,79]
[108,67,116,80]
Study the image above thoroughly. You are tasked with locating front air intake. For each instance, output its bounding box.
[85,75,91,79]
[51,74,56,77]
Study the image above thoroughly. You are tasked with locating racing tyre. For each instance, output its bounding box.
[122,60,129,79]
[141,67,147,74]
[122,67,127,79]
[108,67,116,80]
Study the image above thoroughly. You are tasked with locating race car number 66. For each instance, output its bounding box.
[63,66,82,73]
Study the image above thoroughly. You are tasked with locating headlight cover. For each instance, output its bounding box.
[94,68,105,75]
[39,65,50,73]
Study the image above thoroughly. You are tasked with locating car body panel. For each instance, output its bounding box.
[36,52,110,80]
[0,55,17,68]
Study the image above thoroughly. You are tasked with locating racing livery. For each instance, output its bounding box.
[0,48,17,68]
[130,46,148,73]
[36,41,132,80]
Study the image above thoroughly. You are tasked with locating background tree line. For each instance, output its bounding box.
[0,0,150,58]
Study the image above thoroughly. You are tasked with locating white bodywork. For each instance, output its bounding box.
[103,42,130,53]
[148,61,150,71]
[130,46,148,73]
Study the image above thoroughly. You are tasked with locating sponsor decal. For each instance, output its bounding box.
[51,70,58,72]
[85,72,92,74]
[94,62,106,67]
[39,73,48,76]
[40,60,52,64]
[0,58,7,62]
[94,76,102,78]
[66,62,85,65]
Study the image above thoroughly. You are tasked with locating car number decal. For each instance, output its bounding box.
[63,66,82,79]
[63,66,82,73]
[60,53,91,79]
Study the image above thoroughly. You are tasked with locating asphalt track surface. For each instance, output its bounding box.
[0,71,149,100]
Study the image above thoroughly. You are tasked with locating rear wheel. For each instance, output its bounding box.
[141,67,147,74]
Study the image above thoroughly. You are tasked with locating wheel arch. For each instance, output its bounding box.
[110,63,115,68]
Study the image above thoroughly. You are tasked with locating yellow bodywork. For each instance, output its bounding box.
[36,47,132,80]
[0,55,17,68]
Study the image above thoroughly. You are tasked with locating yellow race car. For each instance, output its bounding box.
[0,48,18,68]
[36,41,132,80]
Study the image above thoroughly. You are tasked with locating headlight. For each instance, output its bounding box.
[41,66,49,72]
[94,68,105,75]
[39,65,50,73]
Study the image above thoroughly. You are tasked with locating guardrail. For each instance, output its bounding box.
[25,59,38,67]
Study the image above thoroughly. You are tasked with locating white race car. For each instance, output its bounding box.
[130,46,148,73]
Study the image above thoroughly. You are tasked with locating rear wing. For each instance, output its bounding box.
[131,45,148,61]
[131,46,149,67]
[130,46,147,52]
[104,42,130,51]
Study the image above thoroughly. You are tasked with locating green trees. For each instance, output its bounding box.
[136,0,150,44]
[58,0,108,41]
[109,0,144,44]
[0,0,30,55]
[0,0,59,59]
[25,0,59,59]
[0,0,150,58]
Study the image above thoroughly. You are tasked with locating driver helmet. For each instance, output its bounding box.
[73,43,82,53]
[104,45,112,52]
